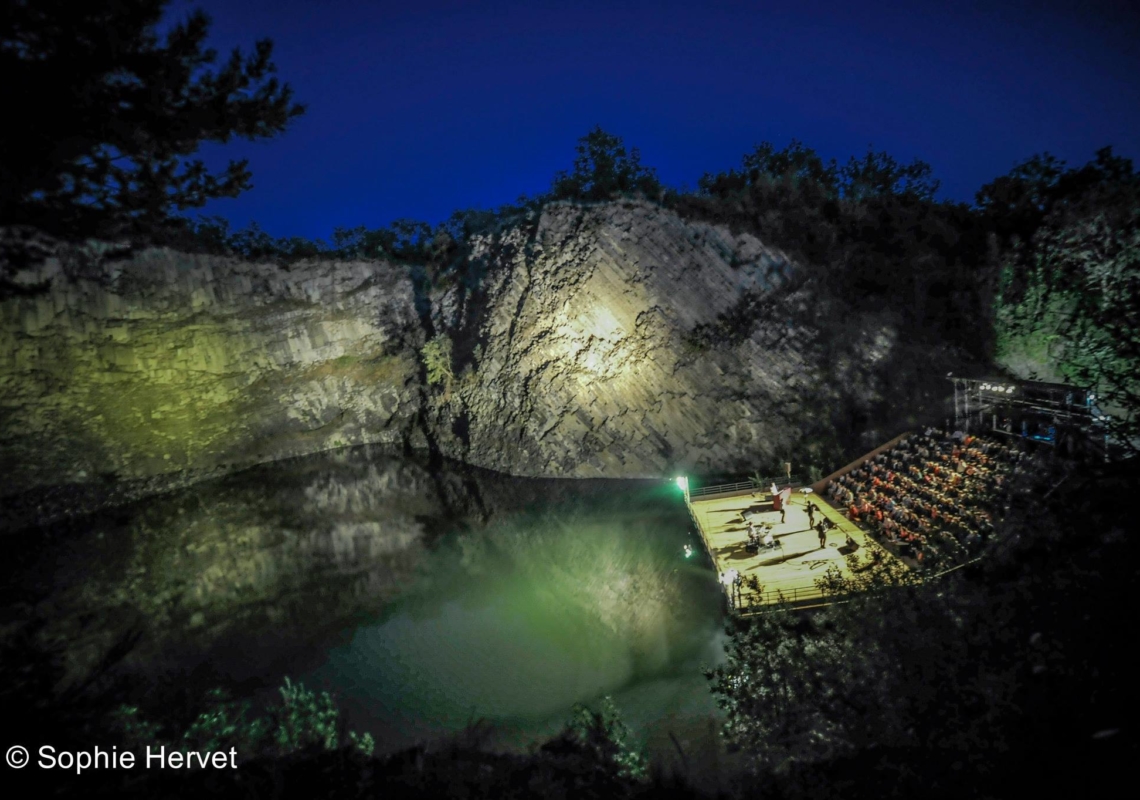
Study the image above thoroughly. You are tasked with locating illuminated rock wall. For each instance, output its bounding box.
[0,242,423,498]
[429,199,884,478]
[1,200,900,499]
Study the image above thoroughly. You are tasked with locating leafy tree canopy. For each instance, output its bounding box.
[0,0,304,241]
[838,147,941,202]
[990,147,1140,454]
[744,139,840,192]
[550,126,662,202]
[698,140,939,202]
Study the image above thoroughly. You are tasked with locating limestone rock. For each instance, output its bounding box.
[0,244,422,497]
[430,200,876,478]
[1,200,906,500]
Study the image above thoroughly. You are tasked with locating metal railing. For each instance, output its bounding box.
[688,480,755,498]
[738,585,826,611]
[688,475,804,499]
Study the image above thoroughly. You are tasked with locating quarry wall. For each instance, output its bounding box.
[1,200,902,504]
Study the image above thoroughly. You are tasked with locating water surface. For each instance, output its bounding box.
[6,446,728,774]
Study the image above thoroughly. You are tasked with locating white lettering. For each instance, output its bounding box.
[146,745,165,768]
[38,745,57,769]
[34,744,234,772]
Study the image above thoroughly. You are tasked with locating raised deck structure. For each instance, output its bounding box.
[685,482,900,612]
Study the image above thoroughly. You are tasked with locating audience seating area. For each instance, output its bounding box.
[824,428,1036,570]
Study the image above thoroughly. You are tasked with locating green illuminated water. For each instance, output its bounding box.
[9,446,728,774]
[308,490,727,760]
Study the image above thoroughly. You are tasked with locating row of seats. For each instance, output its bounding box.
[825,428,1032,570]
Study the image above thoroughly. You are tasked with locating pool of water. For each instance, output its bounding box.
[5,445,729,775]
[303,497,727,759]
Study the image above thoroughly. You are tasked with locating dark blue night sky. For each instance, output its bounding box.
[172,0,1140,240]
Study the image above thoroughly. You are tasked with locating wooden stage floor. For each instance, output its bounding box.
[688,489,900,609]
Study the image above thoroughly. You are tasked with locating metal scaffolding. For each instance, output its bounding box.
[947,375,1108,458]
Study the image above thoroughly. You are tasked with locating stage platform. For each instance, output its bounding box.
[687,487,900,610]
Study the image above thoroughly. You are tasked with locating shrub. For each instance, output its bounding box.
[112,678,375,759]
[421,334,455,393]
[566,696,648,781]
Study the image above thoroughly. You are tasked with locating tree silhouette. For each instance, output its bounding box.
[0,0,304,241]
[550,126,662,202]
[838,147,940,202]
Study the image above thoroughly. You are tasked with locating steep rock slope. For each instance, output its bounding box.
[0,241,422,499]
[431,200,893,478]
[1,200,908,503]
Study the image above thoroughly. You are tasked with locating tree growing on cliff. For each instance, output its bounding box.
[550,127,662,202]
[699,139,840,197]
[696,140,938,202]
[422,334,455,395]
[0,0,304,241]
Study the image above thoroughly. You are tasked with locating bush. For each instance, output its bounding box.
[112,678,375,760]
[565,696,648,781]
[550,127,662,202]
[421,334,455,392]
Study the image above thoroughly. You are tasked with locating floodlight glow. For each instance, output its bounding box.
[675,476,688,492]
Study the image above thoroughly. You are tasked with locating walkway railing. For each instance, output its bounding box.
[688,480,754,498]
[737,553,989,616]
[740,586,827,610]
[688,475,804,499]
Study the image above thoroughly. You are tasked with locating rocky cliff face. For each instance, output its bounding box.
[430,199,892,478]
[1,200,904,504]
[0,238,423,500]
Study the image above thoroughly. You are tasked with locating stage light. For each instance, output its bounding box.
[675,476,688,492]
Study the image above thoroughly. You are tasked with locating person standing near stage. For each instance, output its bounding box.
[807,501,818,527]
[816,521,828,549]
